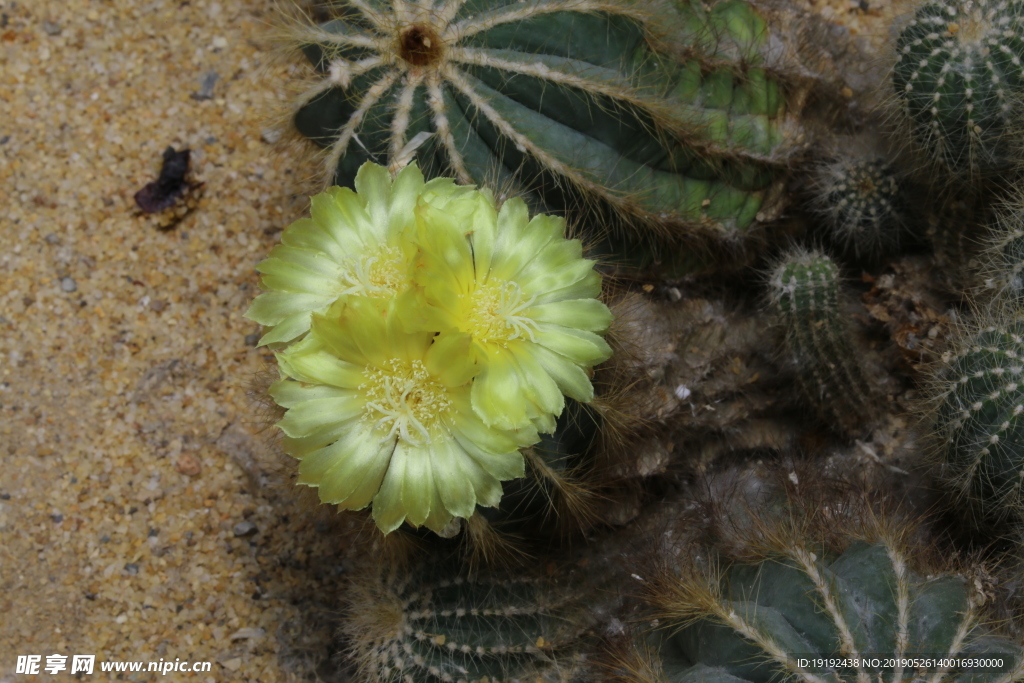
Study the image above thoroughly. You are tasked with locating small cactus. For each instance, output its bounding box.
[283,0,804,252]
[892,0,1024,176]
[933,320,1024,521]
[768,249,876,434]
[343,562,589,682]
[811,155,906,257]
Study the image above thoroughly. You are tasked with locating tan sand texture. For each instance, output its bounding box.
[0,0,357,679]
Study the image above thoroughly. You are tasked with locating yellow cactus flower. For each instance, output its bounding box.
[411,193,613,433]
[247,161,614,534]
[272,297,539,534]
[244,162,474,346]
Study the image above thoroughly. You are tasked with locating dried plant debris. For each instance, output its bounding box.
[134,146,203,229]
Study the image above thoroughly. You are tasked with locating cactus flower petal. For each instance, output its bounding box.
[244,163,431,346]
[413,195,612,430]
[273,297,537,534]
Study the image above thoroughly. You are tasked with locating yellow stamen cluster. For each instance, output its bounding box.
[339,246,409,298]
[466,282,538,345]
[360,359,452,447]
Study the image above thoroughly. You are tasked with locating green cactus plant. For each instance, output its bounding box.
[811,154,907,258]
[283,0,804,260]
[343,561,590,682]
[933,320,1024,521]
[892,0,1024,176]
[633,538,1024,683]
[768,249,877,434]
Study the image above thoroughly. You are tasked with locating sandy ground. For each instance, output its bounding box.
[0,0,892,680]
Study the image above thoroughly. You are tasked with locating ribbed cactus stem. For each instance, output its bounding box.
[346,565,585,682]
[892,0,1024,175]
[769,250,875,434]
[643,538,1024,683]
[286,0,797,252]
[936,323,1024,519]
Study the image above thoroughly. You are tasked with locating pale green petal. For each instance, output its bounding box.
[277,396,365,438]
[277,349,365,388]
[257,312,313,347]
[261,245,342,279]
[509,343,564,419]
[490,213,562,282]
[531,412,557,435]
[372,442,411,533]
[310,300,384,367]
[245,292,335,325]
[310,191,372,251]
[533,270,603,305]
[353,161,392,236]
[451,441,505,509]
[471,193,505,277]
[451,392,538,451]
[281,418,351,457]
[280,218,348,261]
[529,345,596,403]
[414,201,475,282]
[257,254,340,290]
[387,163,425,234]
[425,333,478,387]
[471,351,533,430]
[313,428,394,508]
[518,257,599,302]
[526,299,613,333]
[268,379,350,408]
[533,324,613,366]
[430,438,477,519]
[401,442,435,527]
[451,431,527,482]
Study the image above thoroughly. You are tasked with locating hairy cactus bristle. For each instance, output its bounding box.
[640,535,1024,682]
[811,155,906,257]
[480,398,604,538]
[768,249,877,434]
[344,563,589,682]
[284,0,803,256]
[892,0,1024,176]
[979,202,1024,301]
[934,321,1024,521]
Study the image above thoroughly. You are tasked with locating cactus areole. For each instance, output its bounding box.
[292,0,791,242]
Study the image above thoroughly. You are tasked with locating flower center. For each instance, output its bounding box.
[464,281,538,346]
[360,359,451,446]
[398,24,442,67]
[339,246,407,298]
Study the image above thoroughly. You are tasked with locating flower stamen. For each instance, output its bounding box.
[339,246,407,297]
[467,281,538,345]
[360,359,452,446]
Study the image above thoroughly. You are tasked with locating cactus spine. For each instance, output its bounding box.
[768,249,876,434]
[344,564,588,682]
[286,0,800,249]
[892,0,1024,176]
[811,155,906,257]
[979,200,1024,301]
[638,537,1024,682]
[934,321,1024,520]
